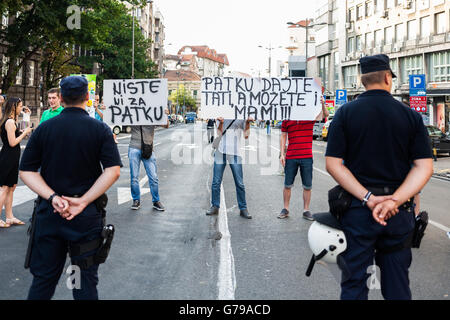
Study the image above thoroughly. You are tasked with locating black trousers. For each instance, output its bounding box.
[339,198,415,300]
[27,201,102,300]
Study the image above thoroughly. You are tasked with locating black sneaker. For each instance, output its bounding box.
[153,201,165,211]
[239,209,252,219]
[277,208,289,219]
[302,210,314,221]
[206,206,219,216]
[131,200,141,210]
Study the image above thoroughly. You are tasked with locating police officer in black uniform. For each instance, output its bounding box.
[19,76,122,300]
[325,54,433,300]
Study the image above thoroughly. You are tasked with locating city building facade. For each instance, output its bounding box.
[340,0,450,130]
[177,46,229,77]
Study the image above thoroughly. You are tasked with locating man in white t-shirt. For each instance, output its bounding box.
[206,117,252,219]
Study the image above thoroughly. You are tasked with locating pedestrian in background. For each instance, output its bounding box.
[266,120,271,135]
[206,118,215,144]
[20,75,121,300]
[0,98,32,228]
[94,94,103,121]
[129,112,170,212]
[278,98,329,220]
[39,88,63,124]
[206,117,253,219]
[325,54,433,300]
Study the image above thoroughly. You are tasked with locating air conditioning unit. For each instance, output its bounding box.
[381,10,388,18]
[345,22,351,29]
[392,46,400,52]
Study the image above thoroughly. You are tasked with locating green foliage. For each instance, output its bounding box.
[0,0,156,95]
[78,1,158,92]
[169,84,197,109]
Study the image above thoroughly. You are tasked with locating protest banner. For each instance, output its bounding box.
[103,79,168,126]
[200,77,323,120]
[71,74,96,118]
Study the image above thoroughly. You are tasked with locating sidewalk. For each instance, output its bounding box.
[432,155,450,180]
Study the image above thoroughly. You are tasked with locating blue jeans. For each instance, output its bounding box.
[211,152,247,210]
[129,147,160,203]
[284,158,313,190]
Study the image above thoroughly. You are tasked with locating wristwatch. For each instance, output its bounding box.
[362,191,372,207]
[48,193,59,204]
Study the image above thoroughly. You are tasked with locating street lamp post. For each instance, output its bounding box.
[258,44,282,77]
[287,21,328,76]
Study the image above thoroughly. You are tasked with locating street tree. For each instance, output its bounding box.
[169,84,197,111]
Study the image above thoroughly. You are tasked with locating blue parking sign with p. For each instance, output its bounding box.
[336,90,347,102]
[409,74,426,90]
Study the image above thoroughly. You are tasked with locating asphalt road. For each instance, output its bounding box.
[0,123,449,300]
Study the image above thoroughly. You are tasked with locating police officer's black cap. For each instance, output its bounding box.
[359,54,397,78]
[60,75,88,98]
[313,212,342,230]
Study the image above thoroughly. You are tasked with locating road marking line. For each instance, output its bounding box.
[217,183,236,300]
[313,167,331,177]
[429,220,450,233]
[117,135,131,140]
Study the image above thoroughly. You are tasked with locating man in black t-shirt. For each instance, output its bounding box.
[19,76,122,300]
[325,54,433,300]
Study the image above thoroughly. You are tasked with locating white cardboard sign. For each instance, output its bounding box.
[103,79,168,126]
[200,77,322,120]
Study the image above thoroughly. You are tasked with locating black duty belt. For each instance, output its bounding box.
[366,186,414,210]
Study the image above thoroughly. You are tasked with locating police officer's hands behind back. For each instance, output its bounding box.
[371,199,399,226]
[59,196,88,220]
[51,196,69,215]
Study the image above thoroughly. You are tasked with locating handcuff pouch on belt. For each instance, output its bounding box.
[328,185,352,221]
[68,194,115,269]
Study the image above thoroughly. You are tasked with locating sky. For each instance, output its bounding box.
[155,0,317,76]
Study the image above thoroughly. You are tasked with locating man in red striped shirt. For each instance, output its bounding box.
[278,100,329,220]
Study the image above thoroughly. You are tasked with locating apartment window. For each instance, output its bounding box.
[384,27,393,45]
[334,51,340,90]
[428,51,450,82]
[28,60,34,86]
[374,29,382,46]
[1,13,7,28]
[356,35,362,51]
[374,0,381,13]
[348,37,355,54]
[193,90,198,96]
[15,59,23,85]
[420,16,430,38]
[357,5,363,20]
[400,55,423,84]
[365,1,373,17]
[435,12,445,34]
[395,23,404,42]
[1,55,9,77]
[319,55,329,90]
[390,59,398,88]
[349,8,355,21]
[407,20,416,40]
[365,32,374,48]
[343,65,358,89]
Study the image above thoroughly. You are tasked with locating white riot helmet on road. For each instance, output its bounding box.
[306,212,347,277]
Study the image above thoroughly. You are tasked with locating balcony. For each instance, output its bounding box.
[316,41,332,57]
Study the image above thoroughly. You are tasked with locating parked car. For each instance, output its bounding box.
[427,125,450,155]
[313,120,326,139]
[321,116,334,141]
[185,112,197,124]
[274,121,282,129]
[110,124,132,135]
